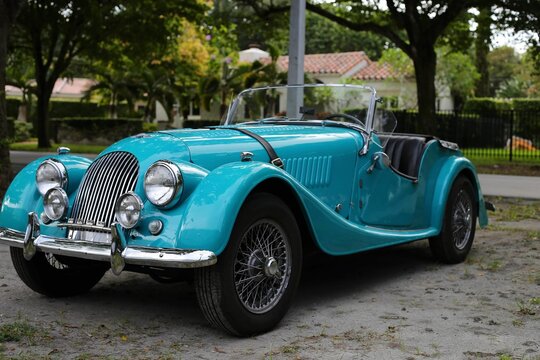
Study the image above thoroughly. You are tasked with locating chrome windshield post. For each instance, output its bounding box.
[359,89,378,156]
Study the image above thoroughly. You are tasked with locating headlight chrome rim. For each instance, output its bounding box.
[114,192,144,229]
[144,160,183,208]
[36,159,68,196]
[43,187,69,221]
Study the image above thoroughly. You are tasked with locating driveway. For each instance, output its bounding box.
[0,196,538,359]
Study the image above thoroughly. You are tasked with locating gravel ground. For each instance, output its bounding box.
[0,197,539,360]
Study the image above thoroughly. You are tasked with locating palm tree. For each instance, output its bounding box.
[200,58,256,118]
[84,63,137,119]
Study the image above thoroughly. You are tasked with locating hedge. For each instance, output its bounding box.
[52,117,149,145]
[512,99,540,137]
[512,98,540,112]
[49,101,106,118]
[463,98,512,114]
[183,119,221,128]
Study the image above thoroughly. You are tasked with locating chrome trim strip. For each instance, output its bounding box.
[57,223,112,233]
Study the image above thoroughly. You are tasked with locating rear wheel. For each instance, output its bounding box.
[429,176,477,264]
[195,193,302,336]
[10,248,107,297]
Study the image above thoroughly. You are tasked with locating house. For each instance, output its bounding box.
[183,48,453,125]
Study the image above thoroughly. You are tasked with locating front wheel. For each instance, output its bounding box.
[195,193,302,336]
[10,248,107,297]
[429,176,477,264]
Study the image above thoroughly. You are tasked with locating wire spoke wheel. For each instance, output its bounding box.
[452,189,473,250]
[234,220,292,314]
[429,176,477,264]
[45,253,69,270]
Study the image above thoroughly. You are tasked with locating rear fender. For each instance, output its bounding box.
[430,157,488,232]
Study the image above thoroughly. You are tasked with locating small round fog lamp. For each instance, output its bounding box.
[43,188,68,221]
[148,220,163,235]
[114,192,143,229]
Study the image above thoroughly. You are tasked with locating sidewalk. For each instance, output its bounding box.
[478,174,540,199]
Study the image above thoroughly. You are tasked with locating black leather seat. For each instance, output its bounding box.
[377,135,427,179]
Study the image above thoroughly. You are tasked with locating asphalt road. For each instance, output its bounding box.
[10,151,540,199]
[10,150,96,173]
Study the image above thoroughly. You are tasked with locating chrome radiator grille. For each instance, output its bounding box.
[70,151,139,231]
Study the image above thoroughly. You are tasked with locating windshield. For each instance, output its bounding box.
[223,84,376,128]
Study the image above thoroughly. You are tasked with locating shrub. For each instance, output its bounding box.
[13,121,33,142]
[52,117,145,145]
[183,119,221,128]
[463,98,512,114]
[142,122,158,132]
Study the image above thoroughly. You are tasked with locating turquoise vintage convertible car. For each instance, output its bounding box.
[0,84,490,336]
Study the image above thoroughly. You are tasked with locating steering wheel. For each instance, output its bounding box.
[323,113,364,126]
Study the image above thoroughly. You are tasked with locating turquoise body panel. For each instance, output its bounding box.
[0,124,488,257]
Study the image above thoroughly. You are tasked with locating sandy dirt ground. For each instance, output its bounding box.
[0,196,538,360]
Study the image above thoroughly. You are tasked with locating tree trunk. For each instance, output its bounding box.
[35,81,52,148]
[475,7,491,97]
[412,48,437,135]
[0,3,14,197]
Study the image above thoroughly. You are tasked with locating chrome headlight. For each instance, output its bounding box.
[114,192,143,229]
[36,159,67,196]
[43,188,68,221]
[144,161,183,207]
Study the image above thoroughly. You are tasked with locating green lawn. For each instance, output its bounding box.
[10,140,106,154]
[462,148,540,164]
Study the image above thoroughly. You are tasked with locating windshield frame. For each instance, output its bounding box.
[223,83,378,133]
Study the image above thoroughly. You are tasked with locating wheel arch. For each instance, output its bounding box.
[250,178,319,255]
[430,157,488,233]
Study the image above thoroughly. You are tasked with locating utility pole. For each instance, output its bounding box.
[287,0,306,119]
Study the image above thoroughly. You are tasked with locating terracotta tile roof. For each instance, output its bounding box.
[277,51,370,75]
[352,61,398,80]
[5,77,95,99]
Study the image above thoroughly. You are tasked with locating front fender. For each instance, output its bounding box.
[0,155,92,232]
[430,156,488,231]
[176,162,293,255]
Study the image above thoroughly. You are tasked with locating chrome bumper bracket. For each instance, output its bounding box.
[23,212,40,261]
[111,223,126,276]
[0,213,217,274]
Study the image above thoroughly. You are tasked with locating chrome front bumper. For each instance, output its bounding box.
[0,212,217,275]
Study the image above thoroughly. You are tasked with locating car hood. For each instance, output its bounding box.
[161,125,362,171]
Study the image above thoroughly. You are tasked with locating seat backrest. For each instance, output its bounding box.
[378,135,427,178]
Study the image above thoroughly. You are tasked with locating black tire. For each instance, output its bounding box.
[10,247,106,297]
[429,176,477,264]
[195,192,302,337]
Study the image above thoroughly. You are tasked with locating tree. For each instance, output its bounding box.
[305,13,389,58]
[11,0,206,147]
[436,50,480,110]
[6,50,34,121]
[474,7,492,97]
[487,46,520,96]
[246,0,505,132]
[0,0,23,196]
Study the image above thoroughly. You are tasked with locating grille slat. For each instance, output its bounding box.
[71,152,139,229]
[89,152,123,223]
